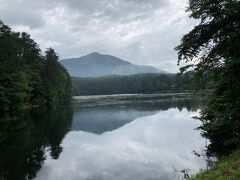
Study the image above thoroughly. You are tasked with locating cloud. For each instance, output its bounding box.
[0,0,196,72]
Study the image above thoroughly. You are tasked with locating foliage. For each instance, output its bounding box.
[72,73,196,95]
[190,150,240,180]
[42,48,73,105]
[0,21,72,111]
[176,0,240,156]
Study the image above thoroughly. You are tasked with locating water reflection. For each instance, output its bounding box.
[36,109,206,180]
[0,106,73,180]
[0,94,206,180]
[72,96,202,134]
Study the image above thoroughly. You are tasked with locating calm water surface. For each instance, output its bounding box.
[0,94,207,180]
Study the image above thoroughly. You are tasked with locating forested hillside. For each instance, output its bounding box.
[0,21,72,112]
[72,73,203,95]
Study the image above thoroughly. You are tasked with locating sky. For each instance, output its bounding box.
[0,0,197,73]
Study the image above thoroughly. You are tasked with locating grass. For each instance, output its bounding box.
[191,150,240,180]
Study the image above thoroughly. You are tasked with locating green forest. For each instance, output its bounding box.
[0,21,72,112]
[0,0,240,178]
[72,72,209,95]
[176,0,240,179]
[176,0,240,157]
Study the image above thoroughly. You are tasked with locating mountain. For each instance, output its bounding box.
[60,52,167,77]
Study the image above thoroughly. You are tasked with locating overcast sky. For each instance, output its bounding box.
[0,0,196,72]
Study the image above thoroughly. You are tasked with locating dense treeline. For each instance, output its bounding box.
[0,21,72,111]
[176,0,240,156]
[72,73,205,95]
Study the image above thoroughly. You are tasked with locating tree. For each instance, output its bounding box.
[175,0,240,156]
[72,73,192,95]
[43,48,72,105]
[0,21,72,111]
[0,21,31,110]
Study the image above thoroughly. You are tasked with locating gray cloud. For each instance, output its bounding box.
[0,0,57,28]
[0,0,195,72]
[1,9,44,28]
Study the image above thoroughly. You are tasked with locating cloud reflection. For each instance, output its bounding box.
[35,108,206,180]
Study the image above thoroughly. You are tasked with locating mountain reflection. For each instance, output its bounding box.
[72,96,202,134]
[0,95,204,180]
[0,106,73,180]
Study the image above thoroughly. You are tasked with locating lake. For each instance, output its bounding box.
[0,93,207,180]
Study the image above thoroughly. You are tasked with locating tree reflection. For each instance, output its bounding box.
[0,105,73,180]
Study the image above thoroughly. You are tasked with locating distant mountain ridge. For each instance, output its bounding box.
[60,52,167,77]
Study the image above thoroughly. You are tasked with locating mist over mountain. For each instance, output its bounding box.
[60,52,167,77]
